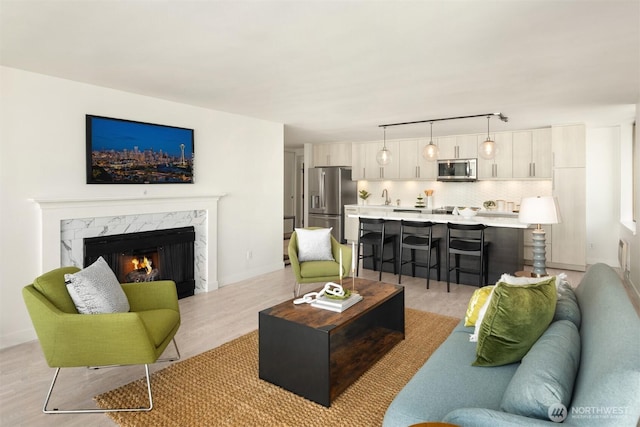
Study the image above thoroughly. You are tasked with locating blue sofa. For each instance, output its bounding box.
[383,263,640,426]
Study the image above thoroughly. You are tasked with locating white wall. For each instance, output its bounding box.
[0,66,284,348]
[619,101,640,297]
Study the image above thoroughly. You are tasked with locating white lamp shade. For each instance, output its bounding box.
[518,196,561,224]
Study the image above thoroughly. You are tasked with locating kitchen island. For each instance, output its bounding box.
[346,205,530,287]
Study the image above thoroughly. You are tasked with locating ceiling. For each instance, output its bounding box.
[1,1,638,147]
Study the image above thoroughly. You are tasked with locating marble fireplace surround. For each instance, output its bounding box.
[33,194,224,293]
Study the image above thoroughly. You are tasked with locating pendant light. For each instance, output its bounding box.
[479,115,496,160]
[422,121,438,161]
[376,126,392,165]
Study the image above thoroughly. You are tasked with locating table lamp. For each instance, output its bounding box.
[518,196,561,277]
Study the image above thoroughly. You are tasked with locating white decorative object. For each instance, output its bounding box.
[457,207,478,219]
[293,282,345,305]
[64,256,130,314]
[295,227,334,262]
[519,196,561,277]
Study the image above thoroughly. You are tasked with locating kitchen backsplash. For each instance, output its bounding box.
[356,180,552,210]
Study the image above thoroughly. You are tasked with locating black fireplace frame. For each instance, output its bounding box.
[83,226,196,299]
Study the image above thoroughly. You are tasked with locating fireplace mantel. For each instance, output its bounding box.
[33,194,225,210]
[32,193,225,292]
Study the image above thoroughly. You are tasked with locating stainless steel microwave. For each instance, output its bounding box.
[437,158,477,182]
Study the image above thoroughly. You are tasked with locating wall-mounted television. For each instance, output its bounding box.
[86,115,194,184]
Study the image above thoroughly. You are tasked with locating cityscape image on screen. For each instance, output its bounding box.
[86,115,194,184]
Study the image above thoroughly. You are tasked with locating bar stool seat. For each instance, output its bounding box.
[357,218,397,281]
[398,220,441,289]
[446,222,490,292]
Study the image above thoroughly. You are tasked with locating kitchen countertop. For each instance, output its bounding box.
[346,205,528,229]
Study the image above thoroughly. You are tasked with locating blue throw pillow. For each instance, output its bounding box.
[500,320,581,420]
[553,279,581,328]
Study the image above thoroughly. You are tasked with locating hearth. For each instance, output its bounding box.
[84,226,195,299]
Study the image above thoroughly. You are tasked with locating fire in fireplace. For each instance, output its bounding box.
[83,226,196,299]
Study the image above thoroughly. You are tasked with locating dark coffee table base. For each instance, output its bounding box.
[259,280,404,407]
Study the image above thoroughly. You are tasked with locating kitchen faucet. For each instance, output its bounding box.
[382,188,391,205]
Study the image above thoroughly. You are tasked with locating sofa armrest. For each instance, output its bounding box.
[443,408,562,427]
[122,280,179,312]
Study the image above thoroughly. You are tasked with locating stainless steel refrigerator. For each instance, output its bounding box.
[308,167,357,243]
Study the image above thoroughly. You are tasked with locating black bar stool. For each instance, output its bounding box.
[357,218,397,281]
[398,220,441,289]
[446,223,490,292]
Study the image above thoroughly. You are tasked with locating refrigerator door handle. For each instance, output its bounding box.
[320,171,326,208]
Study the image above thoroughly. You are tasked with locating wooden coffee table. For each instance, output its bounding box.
[258,278,405,407]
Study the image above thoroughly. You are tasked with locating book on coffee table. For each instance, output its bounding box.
[311,293,363,312]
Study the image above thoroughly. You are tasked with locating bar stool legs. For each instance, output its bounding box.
[357,218,397,281]
[398,220,440,289]
[446,222,490,292]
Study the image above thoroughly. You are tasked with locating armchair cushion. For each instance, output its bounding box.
[299,260,341,279]
[295,227,334,262]
[64,257,130,314]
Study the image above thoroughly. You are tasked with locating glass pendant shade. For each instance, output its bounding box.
[377,127,392,165]
[376,147,392,165]
[422,121,438,161]
[479,116,496,160]
[423,142,438,161]
[479,137,496,160]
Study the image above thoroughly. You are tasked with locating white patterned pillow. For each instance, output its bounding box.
[295,228,334,262]
[64,257,130,314]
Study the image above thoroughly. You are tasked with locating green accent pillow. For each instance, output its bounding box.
[473,276,557,367]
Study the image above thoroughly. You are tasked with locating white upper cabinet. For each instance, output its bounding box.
[312,143,352,167]
[437,135,477,159]
[398,139,437,180]
[364,140,399,179]
[477,132,513,179]
[351,143,366,180]
[531,128,553,177]
[349,126,557,181]
[456,134,479,159]
[352,141,399,180]
[436,136,457,159]
[512,128,552,179]
[552,124,586,168]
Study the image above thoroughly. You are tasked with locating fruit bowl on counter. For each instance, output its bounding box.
[454,207,480,219]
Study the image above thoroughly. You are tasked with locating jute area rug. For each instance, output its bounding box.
[95,309,459,426]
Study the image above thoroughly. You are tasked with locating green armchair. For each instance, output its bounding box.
[288,229,352,296]
[22,266,181,414]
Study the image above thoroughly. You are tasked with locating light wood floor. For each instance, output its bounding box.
[0,265,583,427]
